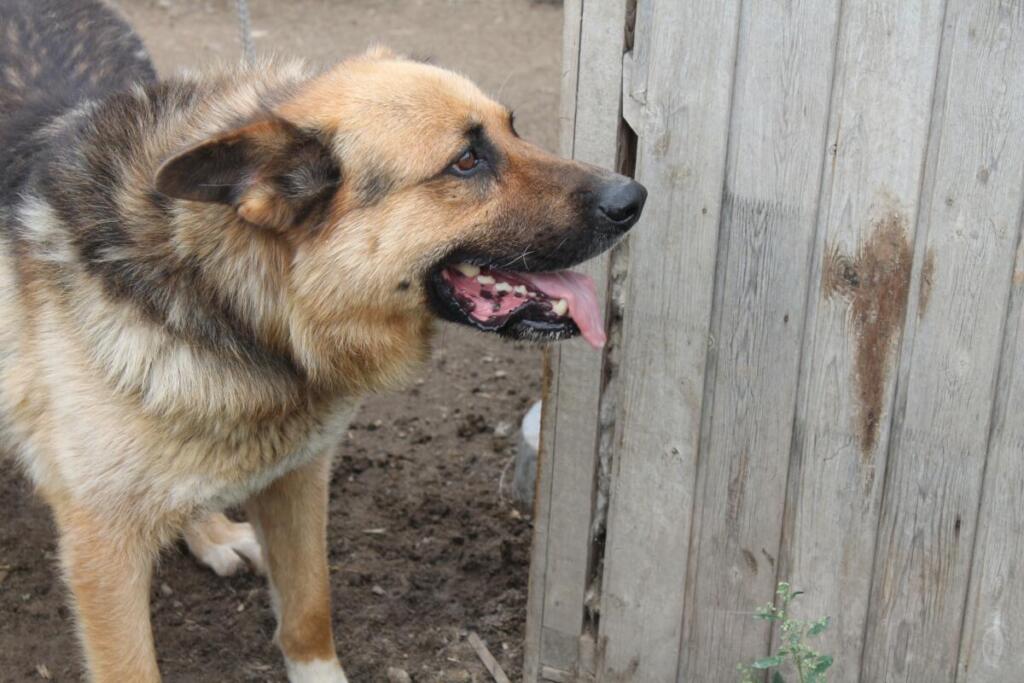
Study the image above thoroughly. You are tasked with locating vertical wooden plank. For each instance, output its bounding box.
[674,0,843,679]
[556,0,585,163]
[524,0,629,677]
[863,1,1024,679]
[778,3,947,681]
[523,1,584,675]
[957,225,1024,681]
[594,0,742,679]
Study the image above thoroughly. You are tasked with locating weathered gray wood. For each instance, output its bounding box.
[539,666,573,683]
[524,0,629,677]
[778,2,947,681]
[676,0,844,679]
[862,1,1024,679]
[957,227,1024,681]
[532,2,1024,681]
[556,0,584,164]
[594,1,742,679]
[523,0,584,677]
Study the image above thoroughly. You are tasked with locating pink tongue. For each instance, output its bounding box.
[519,271,606,349]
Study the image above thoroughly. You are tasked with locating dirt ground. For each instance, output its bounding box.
[0,1,563,680]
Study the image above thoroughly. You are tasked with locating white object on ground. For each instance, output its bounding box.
[512,400,542,510]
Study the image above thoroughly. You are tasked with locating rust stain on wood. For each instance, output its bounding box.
[918,249,935,318]
[741,548,758,575]
[823,211,914,457]
[725,451,749,531]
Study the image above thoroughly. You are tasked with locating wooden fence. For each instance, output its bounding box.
[524,1,1024,681]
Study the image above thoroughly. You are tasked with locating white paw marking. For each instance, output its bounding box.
[286,658,349,683]
[184,513,266,577]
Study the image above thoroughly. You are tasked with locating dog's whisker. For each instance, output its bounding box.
[499,247,534,270]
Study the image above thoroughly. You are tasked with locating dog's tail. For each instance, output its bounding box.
[0,0,157,121]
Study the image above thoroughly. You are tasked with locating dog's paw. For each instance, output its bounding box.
[286,658,349,683]
[183,512,265,577]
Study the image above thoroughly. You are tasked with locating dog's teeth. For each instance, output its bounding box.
[455,263,481,278]
[476,275,496,285]
[494,282,513,293]
[552,299,569,317]
[513,285,528,296]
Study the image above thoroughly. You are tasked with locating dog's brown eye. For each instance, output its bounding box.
[452,150,479,174]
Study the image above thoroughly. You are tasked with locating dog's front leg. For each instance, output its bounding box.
[52,502,161,683]
[246,453,348,683]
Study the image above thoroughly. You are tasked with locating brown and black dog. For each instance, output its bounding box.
[0,1,645,680]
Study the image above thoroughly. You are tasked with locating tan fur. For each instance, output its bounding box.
[50,497,163,683]
[246,455,337,664]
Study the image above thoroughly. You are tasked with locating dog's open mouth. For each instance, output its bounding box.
[427,262,606,348]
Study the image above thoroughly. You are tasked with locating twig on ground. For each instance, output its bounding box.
[468,632,511,683]
[497,454,515,504]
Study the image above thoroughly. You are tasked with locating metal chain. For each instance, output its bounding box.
[234,0,255,65]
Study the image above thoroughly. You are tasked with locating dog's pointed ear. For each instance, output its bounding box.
[155,118,340,231]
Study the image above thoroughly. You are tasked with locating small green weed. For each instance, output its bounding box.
[737,582,833,683]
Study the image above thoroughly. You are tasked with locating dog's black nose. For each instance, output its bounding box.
[595,178,647,232]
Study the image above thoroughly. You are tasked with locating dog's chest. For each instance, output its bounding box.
[168,396,360,511]
[36,384,361,514]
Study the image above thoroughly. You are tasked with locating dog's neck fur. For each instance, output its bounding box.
[10,61,433,420]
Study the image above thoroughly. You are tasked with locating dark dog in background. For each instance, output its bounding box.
[0,0,645,680]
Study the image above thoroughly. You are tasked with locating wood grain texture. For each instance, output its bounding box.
[957,225,1024,681]
[525,0,628,677]
[862,1,1024,679]
[523,0,584,677]
[777,2,947,681]
[593,0,742,680]
[677,0,844,679]
[532,2,1024,681]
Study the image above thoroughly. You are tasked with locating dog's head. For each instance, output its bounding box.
[156,49,645,357]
